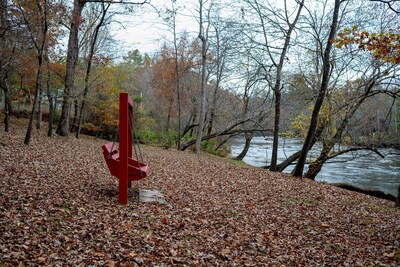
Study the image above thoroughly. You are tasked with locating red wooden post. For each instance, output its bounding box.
[127,96,133,189]
[119,93,134,205]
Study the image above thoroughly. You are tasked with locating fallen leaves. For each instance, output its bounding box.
[0,123,399,266]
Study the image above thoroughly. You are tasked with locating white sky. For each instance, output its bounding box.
[113,0,200,57]
[111,0,297,57]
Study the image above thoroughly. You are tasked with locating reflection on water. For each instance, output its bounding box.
[230,136,400,197]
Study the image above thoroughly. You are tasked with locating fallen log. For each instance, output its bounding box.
[332,183,396,202]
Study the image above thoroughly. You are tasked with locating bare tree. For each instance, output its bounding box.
[243,0,305,171]
[56,0,85,136]
[233,57,268,160]
[205,4,231,136]
[45,46,54,137]
[0,0,13,132]
[293,0,341,177]
[161,0,184,149]
[23,0,49,145]
[76,2,111,138]
[195,0,211,154]
[370,0,400,14]
[305,65,399,179]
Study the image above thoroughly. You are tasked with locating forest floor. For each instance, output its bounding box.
[1,121,400,266]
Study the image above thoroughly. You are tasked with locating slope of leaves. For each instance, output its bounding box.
[0,123,399,266]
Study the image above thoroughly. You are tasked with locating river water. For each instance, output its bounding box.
[230,136,400,197]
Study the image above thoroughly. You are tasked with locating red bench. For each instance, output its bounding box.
[102,142,148,181]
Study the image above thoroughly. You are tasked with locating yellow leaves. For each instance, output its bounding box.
[335,42,344,49]
[81,123,102,132]
[286,100,336,139]
[290,112,310,139]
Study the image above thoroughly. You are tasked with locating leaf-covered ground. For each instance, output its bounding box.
[1,124,399,266]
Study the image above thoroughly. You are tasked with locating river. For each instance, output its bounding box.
[230,136,400,197]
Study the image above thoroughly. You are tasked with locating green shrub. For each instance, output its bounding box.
[158,130,178,148]
[136,130,158,143]
[52,109,61,125]
[201,139,231,157]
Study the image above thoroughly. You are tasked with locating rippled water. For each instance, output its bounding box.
[230,136,400,197]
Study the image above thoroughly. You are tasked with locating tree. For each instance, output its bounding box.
[242,0,305,171]
[293,0,341,177]
[204,3,241,140]
[370,0,400,14]
[195,0,211,154]
[152,44,178,132]
[21,0,49,145]
[56,0,149,137]
[162,0,183,149]
[76,2,111,138]
[335,27,400,64]
[233,56,270,161]
[45,49,53,137]
[0,0,13,132]
[267,0,400,179]
[56,0,85,136]
[304,67,398,180]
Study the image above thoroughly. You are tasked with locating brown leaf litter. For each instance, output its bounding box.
[0,124,399,266]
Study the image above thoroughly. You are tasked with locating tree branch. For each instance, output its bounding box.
[370,0,400,14]
[327,147,384,160]
[85,0,149,4]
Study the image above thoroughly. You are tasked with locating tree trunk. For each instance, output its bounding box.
[304,77,380,179]
[56,0,85,137]
[293,0,341,177]
[235,132,253,161]
[24,0,48,145]
[166,95,173,132]
[76,100,86,138]
[0,0,11,132]
[395,185,400,208]
[76,3,109,139]
[70,99,78,133]
[170,4,182,150]
[46,50,53,137]
[1,76,11,132]
[304,143,332,180]
[25,56,43,144]
[207,26,224,136]
[36,82,42,129]
[195,0,208,154]
[275,125,325,172]
[263,0,304,171]
[270,91,281,171]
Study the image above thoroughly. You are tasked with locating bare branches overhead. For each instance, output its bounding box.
[370,0,400,14]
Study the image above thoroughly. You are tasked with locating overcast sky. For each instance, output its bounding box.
[113,0,200,56]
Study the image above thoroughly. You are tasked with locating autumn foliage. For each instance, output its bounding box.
[335,26,400,64]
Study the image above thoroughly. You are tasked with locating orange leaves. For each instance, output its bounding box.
[334,27,400,64]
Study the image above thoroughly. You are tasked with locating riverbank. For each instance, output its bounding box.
[1,122,399,266]
[230,136,400,197]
